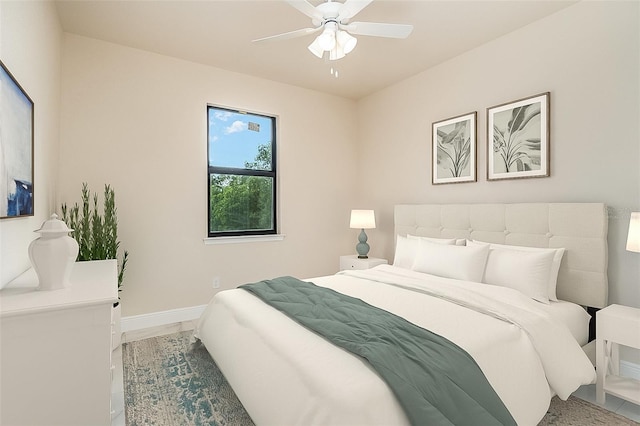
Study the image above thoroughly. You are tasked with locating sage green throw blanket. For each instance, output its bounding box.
[240,276,516,426]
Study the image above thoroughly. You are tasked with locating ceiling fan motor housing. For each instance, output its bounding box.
[314,0,359,26]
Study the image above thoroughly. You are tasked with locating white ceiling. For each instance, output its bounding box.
[55,0,576,100]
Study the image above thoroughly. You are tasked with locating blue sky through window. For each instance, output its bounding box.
[208,107,273,169]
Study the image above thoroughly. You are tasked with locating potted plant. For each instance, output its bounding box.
[61,183,129,349]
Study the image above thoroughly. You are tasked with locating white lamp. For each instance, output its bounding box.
[627,212,640,253]
[350,209,376,259]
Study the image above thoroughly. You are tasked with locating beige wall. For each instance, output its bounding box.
[357,1,640,308]
[59,34,358,316]
[0,1,62,286]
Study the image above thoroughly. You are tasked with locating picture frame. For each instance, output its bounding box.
[0,60,34,219]
[432,111,476,184]
[487,92,550,181]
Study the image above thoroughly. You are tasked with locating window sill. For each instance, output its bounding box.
[203,234,286,245]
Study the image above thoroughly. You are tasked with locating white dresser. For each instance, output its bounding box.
[0,259,118,426]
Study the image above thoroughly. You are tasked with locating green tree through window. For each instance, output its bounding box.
[207,106,276,237]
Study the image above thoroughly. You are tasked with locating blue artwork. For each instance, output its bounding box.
[0,60,34,218]
[7,179,33,216]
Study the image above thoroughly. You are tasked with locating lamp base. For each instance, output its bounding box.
[355,229,370,259]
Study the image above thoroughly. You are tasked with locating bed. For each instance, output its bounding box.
[195,203,609,425]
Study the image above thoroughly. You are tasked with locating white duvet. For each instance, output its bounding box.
[195,265,596,426]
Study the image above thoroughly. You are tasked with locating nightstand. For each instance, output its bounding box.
[339,255,387,271]
[596,304,640,405]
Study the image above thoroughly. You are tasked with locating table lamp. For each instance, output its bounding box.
[350,209,376,259]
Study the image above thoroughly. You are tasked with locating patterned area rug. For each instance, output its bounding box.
[541,396,638,426]
[123,331,254,426]
[123,330,638,426]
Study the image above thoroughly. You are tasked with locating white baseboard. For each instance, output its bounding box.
[121,304,207,333]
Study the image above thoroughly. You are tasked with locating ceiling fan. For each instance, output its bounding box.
[253,0,413,61]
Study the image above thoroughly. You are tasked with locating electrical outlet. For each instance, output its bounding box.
[212,276,221,289]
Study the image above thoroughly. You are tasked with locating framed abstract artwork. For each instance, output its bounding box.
[0,60,34,219]
[432,112,476,184]
[487,92,550,181]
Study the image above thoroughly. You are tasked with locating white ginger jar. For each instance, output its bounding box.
[28,213,79,291]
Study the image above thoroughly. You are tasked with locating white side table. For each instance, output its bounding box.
[596,304,640,405]
[340,255,387,271]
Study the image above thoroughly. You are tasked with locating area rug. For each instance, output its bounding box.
[123,331,254,426]
[123,330,638,426]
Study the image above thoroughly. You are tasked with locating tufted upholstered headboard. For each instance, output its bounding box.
[394,203,608,308]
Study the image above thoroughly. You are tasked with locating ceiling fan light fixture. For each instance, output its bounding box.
[336,30,357,54]
[308,37,325,58]
[329,43,345,61]
[255,1,413,63]
[317,27,336,51]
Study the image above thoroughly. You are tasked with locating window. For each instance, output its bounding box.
[207,105,277,237]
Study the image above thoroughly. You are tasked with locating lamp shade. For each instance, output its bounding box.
[308,37,324,58]
[317,27,336,51]
[336,30,357,54]
[350,209,375,229]
[329,43,345,61]
[627,212,640,253]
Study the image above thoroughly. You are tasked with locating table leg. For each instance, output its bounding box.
[596,337,606,404]
[611,342,620,376]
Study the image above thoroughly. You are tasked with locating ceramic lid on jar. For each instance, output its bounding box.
[34,213,73,234]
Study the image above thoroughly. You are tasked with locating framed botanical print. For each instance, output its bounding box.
[0,60,34,218]
[432,112,476,184]
[487,92,550,181]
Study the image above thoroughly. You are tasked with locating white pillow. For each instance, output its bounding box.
[407,234,467,247]
[412,240,489,282]
[407,234,457,245]
[467,240,565,301]
[483,248,555,303]
[394,235,458,269]
[393,235,419,269]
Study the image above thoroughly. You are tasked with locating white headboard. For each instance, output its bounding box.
[394,203,608,308]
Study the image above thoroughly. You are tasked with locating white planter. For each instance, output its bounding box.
[112,303,122,351]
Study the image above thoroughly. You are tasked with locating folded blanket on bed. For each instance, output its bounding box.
[240,276,516,426]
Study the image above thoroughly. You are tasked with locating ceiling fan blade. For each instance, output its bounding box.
[338,0,373,22]
[253,27,321,43]
[286,0,323,20]
[345,22,413,39]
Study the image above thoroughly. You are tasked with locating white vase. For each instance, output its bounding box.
[28,213,79,291]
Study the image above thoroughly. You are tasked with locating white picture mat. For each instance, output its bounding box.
[487,93,549,180]
[432,112,476,184]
